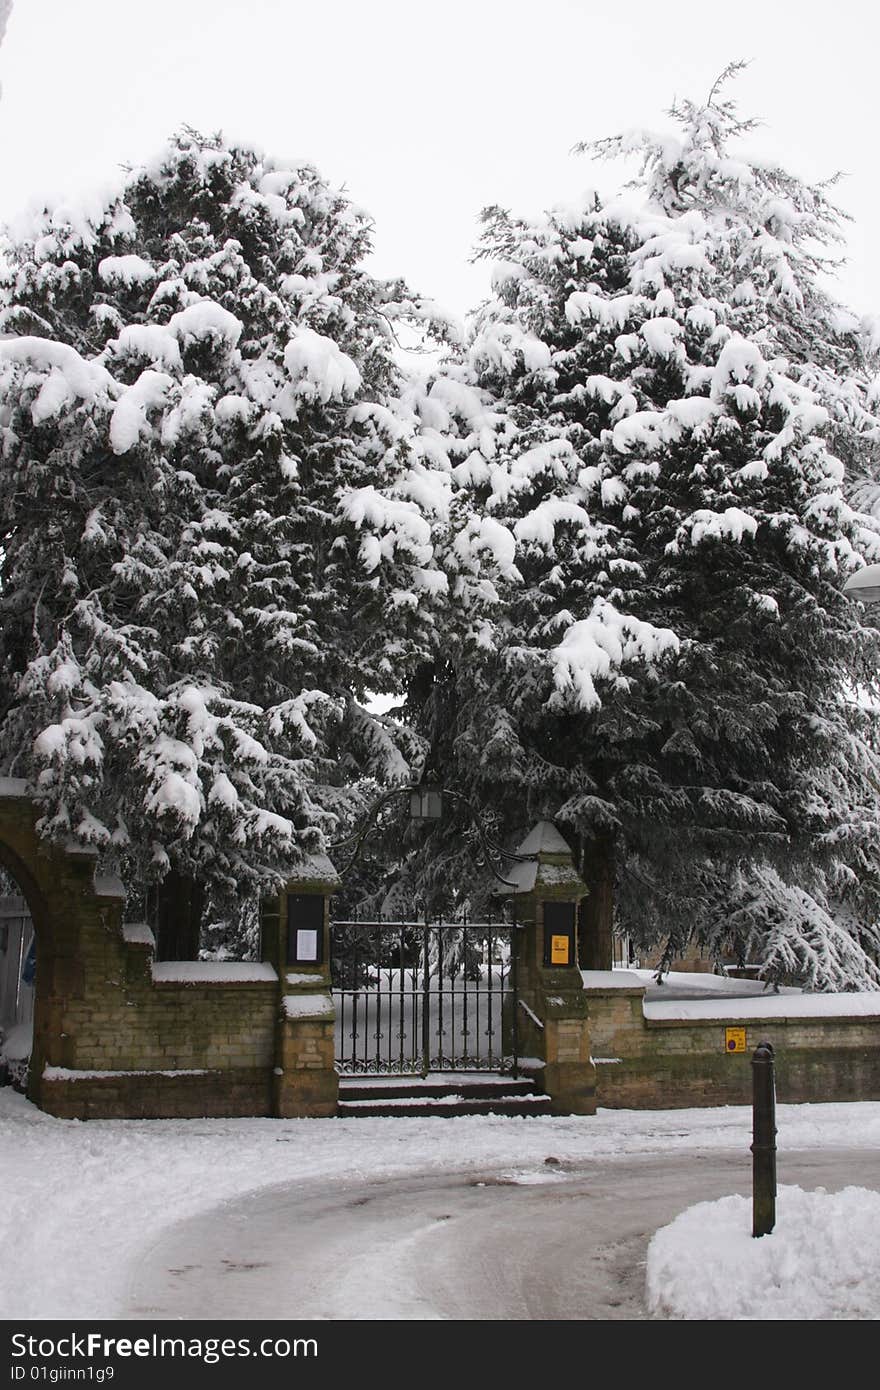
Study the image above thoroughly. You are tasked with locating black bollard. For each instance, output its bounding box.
[751,1040,777,1237]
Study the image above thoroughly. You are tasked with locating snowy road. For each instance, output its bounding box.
[122,1147,878,1321]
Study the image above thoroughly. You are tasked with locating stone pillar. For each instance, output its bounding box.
[264,852,340,1119]
[501,821,597,1116]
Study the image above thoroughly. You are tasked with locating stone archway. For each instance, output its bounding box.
[0,779,126,1110]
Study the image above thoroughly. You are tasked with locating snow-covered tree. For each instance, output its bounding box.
[0,129,445,937]
[396,70,880,989]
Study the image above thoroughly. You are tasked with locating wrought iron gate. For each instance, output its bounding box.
[331,916,519,1076]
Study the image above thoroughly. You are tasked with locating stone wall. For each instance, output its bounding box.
[585,977,880,1108]
[36,921,280,1119]
[0,783,139,1114]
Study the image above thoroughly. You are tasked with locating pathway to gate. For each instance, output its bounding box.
[331,918,519,1076]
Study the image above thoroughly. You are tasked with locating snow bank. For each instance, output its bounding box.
[647,1185,880,1319]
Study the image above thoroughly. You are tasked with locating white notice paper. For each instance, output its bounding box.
[295,929,319,962]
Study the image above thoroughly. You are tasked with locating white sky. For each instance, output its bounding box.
[1,0,879,323]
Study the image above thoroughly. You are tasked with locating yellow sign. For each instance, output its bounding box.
[550,934,571,965]
[725,1027,747,1054]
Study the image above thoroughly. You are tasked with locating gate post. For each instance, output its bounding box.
[262,851,340,1118]
[752,1041,777,1237]
[498,821,596,1116]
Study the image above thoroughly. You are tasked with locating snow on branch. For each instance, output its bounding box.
[726,865,880,993]
[283,327,361,403]
[340,486,434,571]
[548,599,679,712]
[669,506,758,553]
[0,337,117,418]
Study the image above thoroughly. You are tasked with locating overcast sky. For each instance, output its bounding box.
[1,0,878,322]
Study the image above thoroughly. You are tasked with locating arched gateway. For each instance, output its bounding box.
[0,777,131,1111]
[0,777,331,1121]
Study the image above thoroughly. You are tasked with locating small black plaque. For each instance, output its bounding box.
[287,894,325,965]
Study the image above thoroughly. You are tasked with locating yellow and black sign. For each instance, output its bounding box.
[725,1027,747,1054]
[543,901,576,968]
[550,934,571,965]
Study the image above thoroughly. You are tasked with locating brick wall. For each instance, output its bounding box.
[585,982,880,1108]
[40,933,280,1118]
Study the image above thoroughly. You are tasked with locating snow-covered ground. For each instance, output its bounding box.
[2,1088,879,1321]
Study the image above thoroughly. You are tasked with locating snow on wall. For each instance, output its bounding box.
[43,1066,215,1080]
[644,994,880,1021]
[93,874,125,899]
[283,992,334,1019]
[582,969,880,1018]
[0,777,30,798]
[0,1021,32,1061]
[122,923,156,947]
[151,961,277,984]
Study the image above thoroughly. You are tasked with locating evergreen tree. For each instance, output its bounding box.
[398,71,880,989]
[0,129,442,934]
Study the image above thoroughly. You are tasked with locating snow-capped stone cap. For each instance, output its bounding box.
[286,850,341,890]
[93,874,126,901]
[122,922,156,949]
[514,820,574,857]
[843,563,880,605]
[495,820,588,898]
[0,777,31,800]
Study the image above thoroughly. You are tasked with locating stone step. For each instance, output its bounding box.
[336,1070,551,1118]
[337,1093,553,1119]
[338,1073,540,1103]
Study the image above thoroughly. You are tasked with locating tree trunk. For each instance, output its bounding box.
[155,870,204,961]
[578,833,615,970]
